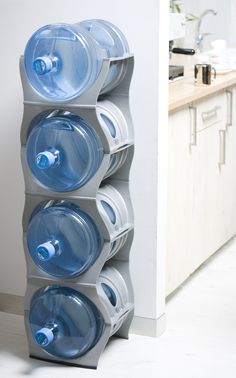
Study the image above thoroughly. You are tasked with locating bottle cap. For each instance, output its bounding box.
[35,327,54,347]
[33,56,53,75]
[36,241,56,261]
[36,151,56,169]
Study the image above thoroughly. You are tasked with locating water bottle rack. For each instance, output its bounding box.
[20,54,135,368]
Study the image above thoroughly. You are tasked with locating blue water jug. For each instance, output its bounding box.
[27,201,103,278]
[26,112,104,192]
[29,286,104,359]
[24,19,129,101]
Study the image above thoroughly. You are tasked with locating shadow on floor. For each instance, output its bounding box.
[0,317,125,376]
[0,328,76,375]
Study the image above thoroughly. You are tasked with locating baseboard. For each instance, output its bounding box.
[130,313,166,337]
[0,292,166,338]
[0,293,24,315]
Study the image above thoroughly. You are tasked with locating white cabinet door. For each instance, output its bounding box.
[189,118,224,272]
[199,89,236,261]
[167,92,229,295]
[191,93,228,269]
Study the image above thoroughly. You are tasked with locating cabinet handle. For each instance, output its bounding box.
[189,106,197,146]
[226,90,233,127]
[219,129,226,165]
[201,106,221,122]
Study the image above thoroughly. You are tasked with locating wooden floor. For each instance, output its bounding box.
[1,237,236,377]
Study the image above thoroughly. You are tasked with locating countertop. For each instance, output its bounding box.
[169,55,236,112]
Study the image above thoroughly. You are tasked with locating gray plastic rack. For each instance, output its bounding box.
[20,52,134,369]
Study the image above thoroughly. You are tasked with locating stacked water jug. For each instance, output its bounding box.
[20,19,134,369]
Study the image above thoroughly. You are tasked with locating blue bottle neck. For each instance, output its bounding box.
[33,56,59,75]
[36,240,60,262]
[35,150,60,170]
[35,323,59,347]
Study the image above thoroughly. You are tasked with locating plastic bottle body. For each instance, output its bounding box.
[27,201,103,278]
[27,184,130,279]
[97,184,129,231]
[26,112,104,192]
[24,20,129,101]
[29,266,130,359]
[24,23,103,101]
[99,265,130,335]
[29,286,104,359]
[79,19,129,94]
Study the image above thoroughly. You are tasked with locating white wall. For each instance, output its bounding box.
[0,0,168,329]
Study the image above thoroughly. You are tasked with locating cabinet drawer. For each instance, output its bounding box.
[192,92,226,132]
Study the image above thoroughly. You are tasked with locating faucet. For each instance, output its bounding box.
[195,9,217,53]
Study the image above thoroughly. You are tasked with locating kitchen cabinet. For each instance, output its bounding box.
[167,90,236,296]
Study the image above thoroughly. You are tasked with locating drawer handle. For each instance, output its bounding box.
[219,129,226,165]
[226,90,233,127]
[189,106,197,146]
[201,106,221,122]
